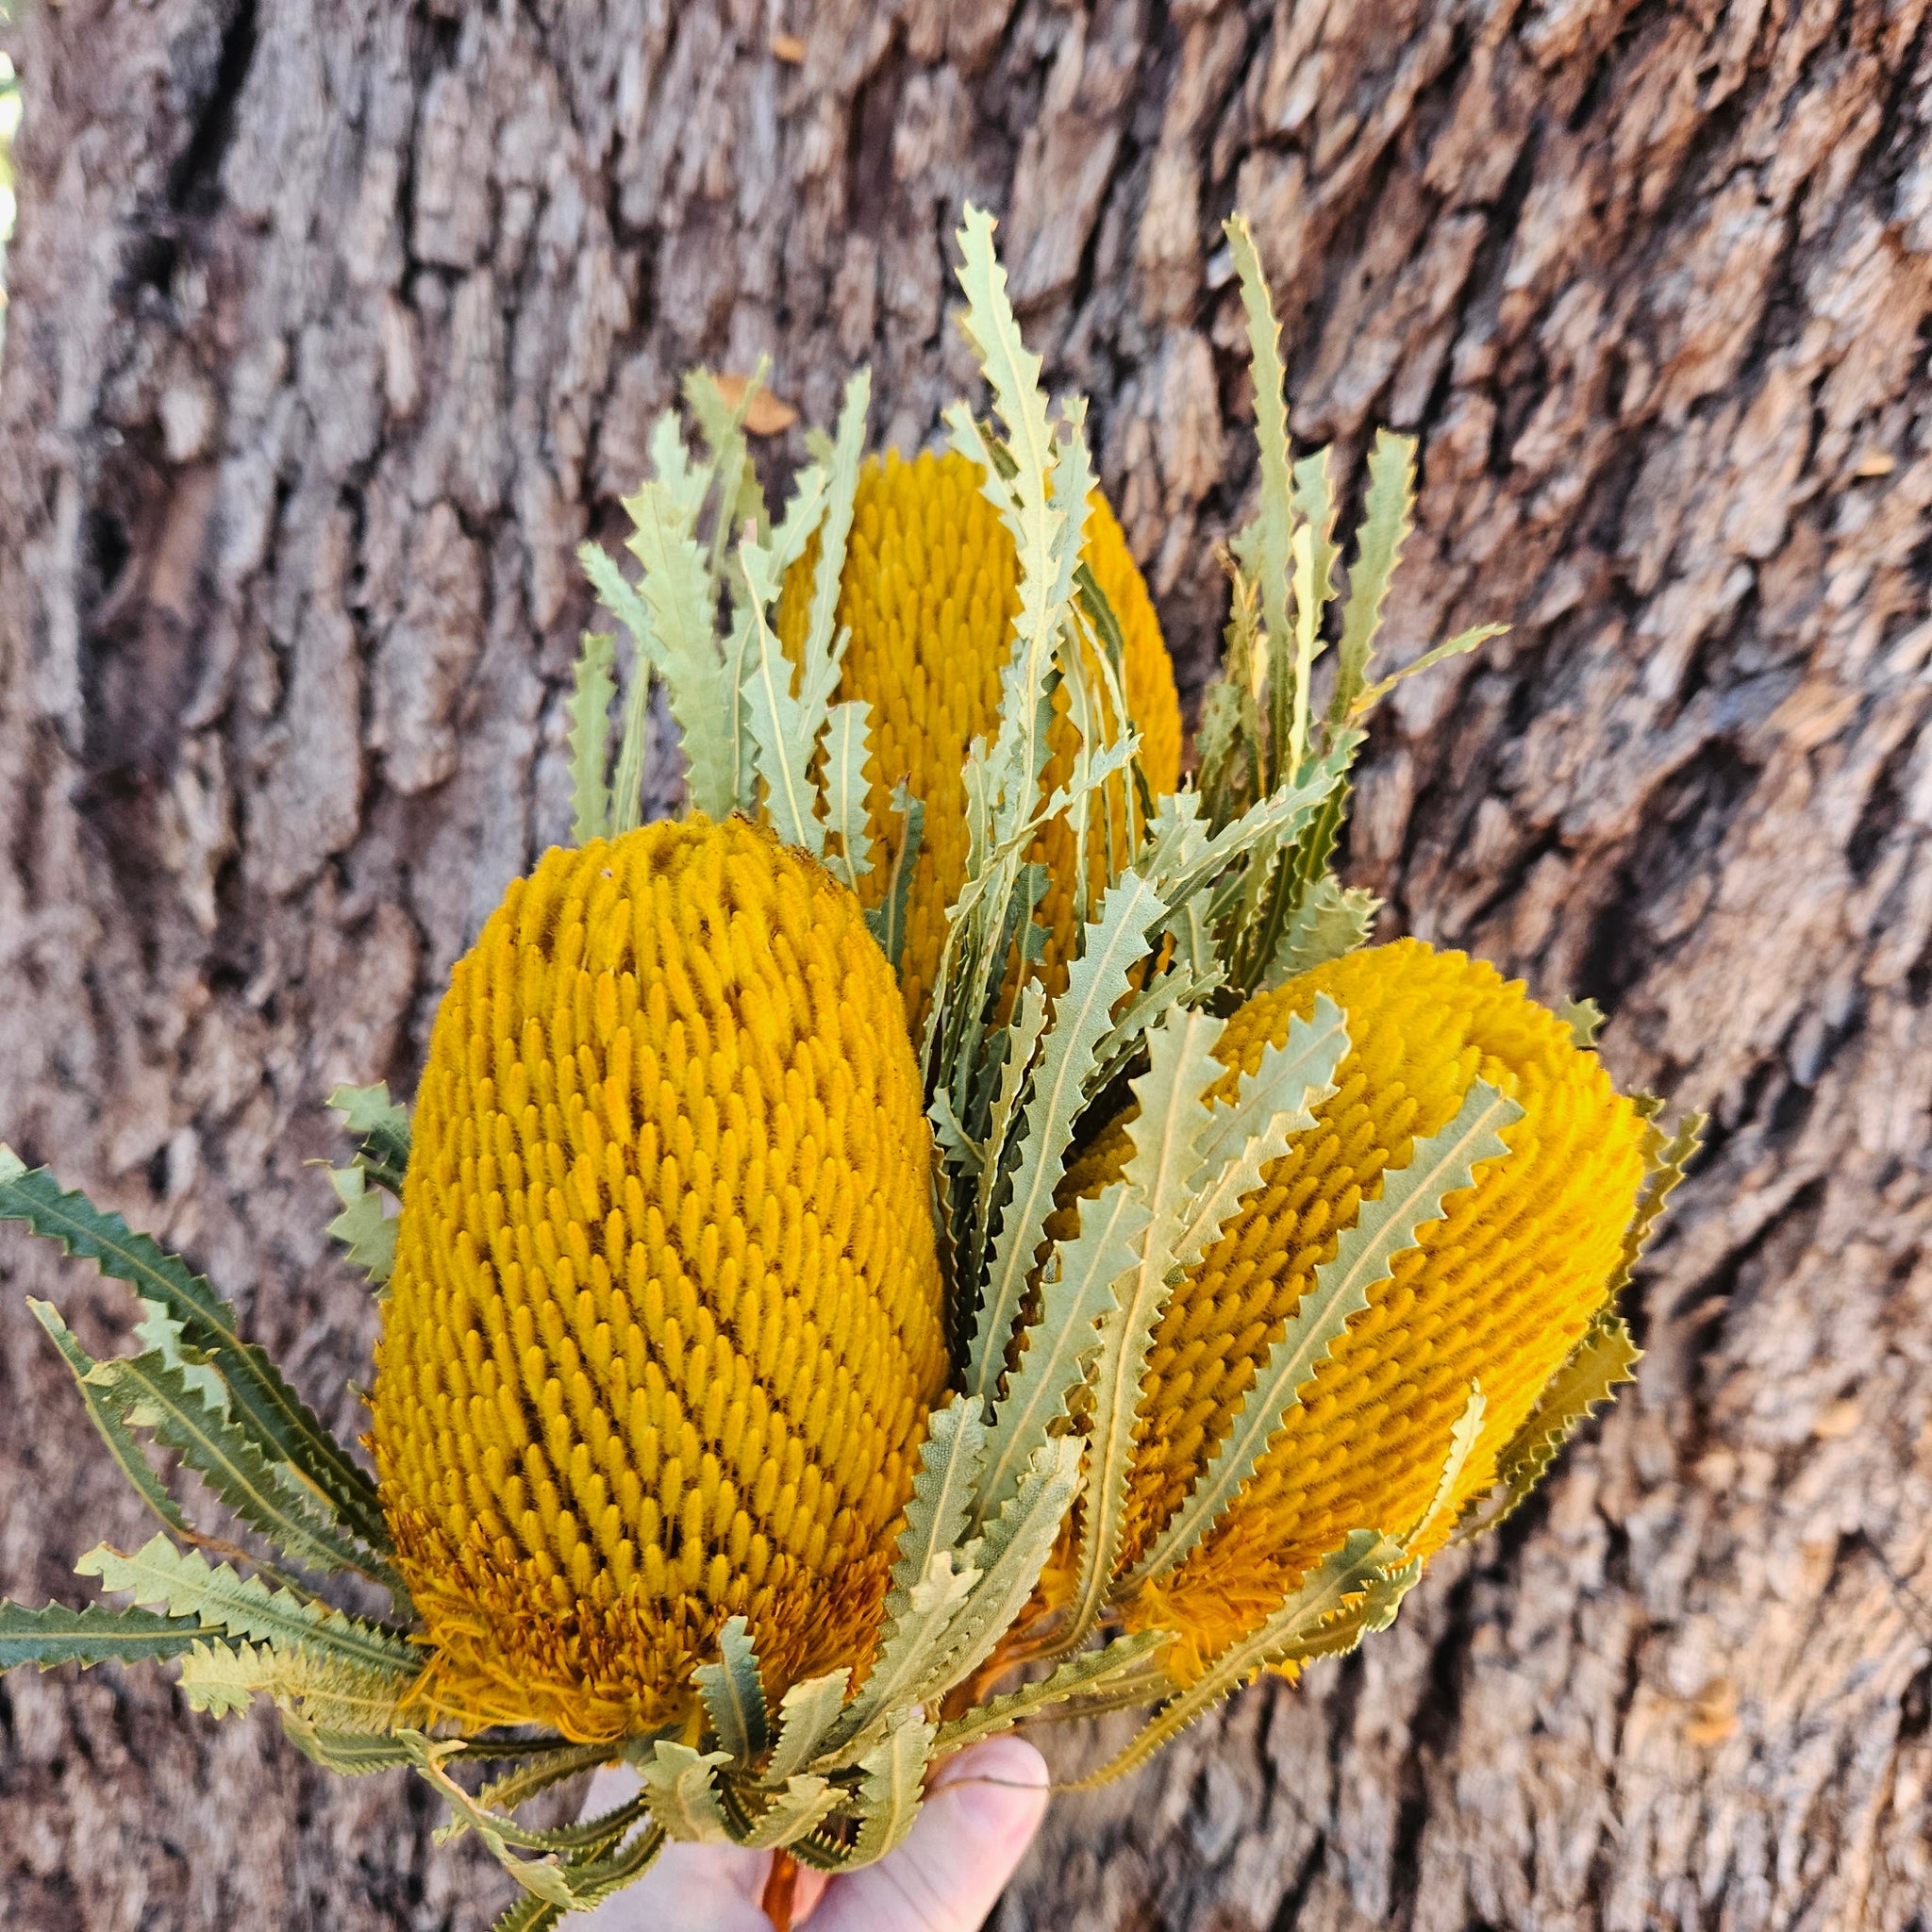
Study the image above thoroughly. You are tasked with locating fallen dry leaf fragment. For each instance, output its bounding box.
[715,372,800,436]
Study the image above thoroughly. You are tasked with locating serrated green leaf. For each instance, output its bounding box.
[763,1668,851,1786]
[822,699,875,889]
[833,1543,977,1758]
[1292,447,1340,637]
[491,1894,563,1932]
[0,1164,387,1551]
[405,1732,641,1857]
[1260,874,1378,989]
[950,207,1074,826]
[1331,429,1416,724]
[968,874,1165,1400]
[1224,214,1294,788]
[1067,1008,1229,1642]
[914,1438,1082,1709]
[0,1598,203,1671]
[637,1740,734,1843]
[1090,940,1224,1082]
[1216,742,1364,1004]
[1194,679,1247,833]
[1407,1380,1485,1551]
[694,1614,769,1763]
[85,1352,396,1591]
[132,1295,230,1413]
[324,1084,411,1189]
[76,1534,415,1674]
[566,630,617,844]
[1125,1077,1520,1591]
[1556,995,1606,1049]
[978,1176,1147,1526]
[741,534,828,854]
[827,1396,984,1754]
[28,1300,202,1548]
[865,783,924,973]
[325,1164,397,1288]
[178,1638,405,1731]
[931,1629,1169,1757]
[1352,623,1507,718]
[852,1712,936,1863]
[644,406,708,527]
[1201,568,1266,835]
[476,1741,625,1814]
[588,475,738,824]
[1169,1000,1350,1281]
[958,980,1049,1300]
[1286,518,1321,775]
[280,1713,419,1774]
[798,366,872,705]
[402,1730,661,1913]
[689,361,771,591]
[1604,1108,1705,1303]
[1459,1312,1640,1543]
[1140,743,1349,920]
[1192,997,1348,1180]
[538,1822,669,1912]
[736,1774,841,1851]
[1076,1529,1410,1789]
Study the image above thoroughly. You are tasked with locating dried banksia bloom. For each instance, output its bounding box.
[373,816,947,1740]
[774,453,1183,1028]
[1044,939,1649,1682]
[0,202,1700,1924]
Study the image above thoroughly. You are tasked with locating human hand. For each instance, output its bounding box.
[573,1737,1049,1931]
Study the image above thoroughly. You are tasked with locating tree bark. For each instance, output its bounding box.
[3,2,1929,1927]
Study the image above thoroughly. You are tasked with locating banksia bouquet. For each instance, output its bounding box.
[0,207,1699,1924]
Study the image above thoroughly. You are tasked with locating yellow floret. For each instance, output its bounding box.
[775,451,1182,1033]
[1053,940,1647,1680]
[370,817,949,1740]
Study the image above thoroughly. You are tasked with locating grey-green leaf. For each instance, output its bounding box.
[0,1162,387,1550]
[566,630,618,844]
[0,1599,204,1671]
[1330,429,1416,724]
[1125,1077,1520,1591]
[694,1614,769,1763]
[968,873,1165,1400]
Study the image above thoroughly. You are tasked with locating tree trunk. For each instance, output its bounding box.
[3,2,1929,1926]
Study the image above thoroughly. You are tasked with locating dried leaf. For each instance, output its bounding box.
[713,372,800,436]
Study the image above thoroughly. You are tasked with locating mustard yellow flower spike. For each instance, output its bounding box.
[1050,940,1648,1682]
[774,450,1183,1031]
[370,816,949,1741]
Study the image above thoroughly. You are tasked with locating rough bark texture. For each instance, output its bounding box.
[2,2,1929,1927]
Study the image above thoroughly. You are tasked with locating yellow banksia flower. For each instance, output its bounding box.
[370,816,949,1740]
[774,450,1182,1030]
[1055,940,1647,1681]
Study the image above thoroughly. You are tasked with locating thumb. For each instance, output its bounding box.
[804,1737,1049,1932]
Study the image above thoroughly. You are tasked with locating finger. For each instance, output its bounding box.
[803,1738,1049,1932]
[575,1765,774,1930]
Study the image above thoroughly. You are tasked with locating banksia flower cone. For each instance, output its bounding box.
[1062,940,1648,1679]
[371,817,949,1740]
[776,451,1183,1028]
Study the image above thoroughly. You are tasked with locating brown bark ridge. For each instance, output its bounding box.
[0,1,1927,1926]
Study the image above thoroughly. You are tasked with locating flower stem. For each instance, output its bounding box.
[761,1847,801,1931]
